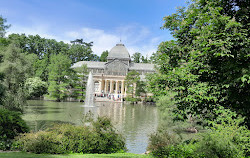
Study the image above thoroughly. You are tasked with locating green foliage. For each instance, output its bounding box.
[7,34,98,82]
[25,77,47,98]
[0,73,5,106]
[0,108,29,150]
[0,42,33,111]
[132,52,142,63]
[135,81,147,97]
[0,152,150,158]
[141,55,149,63]
[125,70,140,99]
[100,50,108,62]
[68,41,99,63]
[193,109,249,158]
[149,106,250,158]
[148,130,180,157]
[131,52,149,63]
[204,107,250,156]
[0,15,10,38]
[148,0,250,127]
[47,53,72,101]
[148,1,250,155]
[124,96,141,103]
[70,64,88,101]
[14,115,126,154]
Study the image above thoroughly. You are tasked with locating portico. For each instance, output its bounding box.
[94,75,126,96]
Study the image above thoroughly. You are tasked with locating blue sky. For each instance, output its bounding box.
[1,0,187,56]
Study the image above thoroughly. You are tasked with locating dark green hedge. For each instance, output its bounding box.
[0,108,29,150]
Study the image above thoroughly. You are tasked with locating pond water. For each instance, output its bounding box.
[23,100,158,154]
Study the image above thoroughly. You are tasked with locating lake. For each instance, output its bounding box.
[22,100,158,154]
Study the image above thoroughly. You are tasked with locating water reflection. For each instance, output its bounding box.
[23,100,158,154]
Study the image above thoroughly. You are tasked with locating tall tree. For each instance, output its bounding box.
[0,43,33,111]
[141,55,149,63]
[132,52,142,63]
[68,40,98,63]
[70,64,88,101]
[47,53,72,101]
[148,0,250,127]
[0,16,10,38]
[100,50,108,62]
[0,16,10,106]
[125,70,140,98]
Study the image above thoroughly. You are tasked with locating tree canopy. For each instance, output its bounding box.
[100,50,108,62]
[148,0,250,127]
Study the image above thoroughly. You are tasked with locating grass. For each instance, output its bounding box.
[0,152,153,158]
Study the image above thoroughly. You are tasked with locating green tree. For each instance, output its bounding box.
[0,43,32,111]
[0,16,10,106]
[0,15,10,38]
[149,52,158,64]
[125,70,140,100]
[68,40,99,63]
[100,50,108,62]
[148,0,250,127]
[71,64,88,101]
[132,52,142,63]
[8,34,68,81]
[47,53,72,101]
[24,77,47,98]
[141,55,149,63]
[135,80,146,97]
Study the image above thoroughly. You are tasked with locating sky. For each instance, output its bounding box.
[1,0,187,56]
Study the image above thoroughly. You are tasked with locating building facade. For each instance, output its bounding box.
[71,43,155,99]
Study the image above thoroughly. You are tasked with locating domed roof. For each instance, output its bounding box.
[107,43,130,60]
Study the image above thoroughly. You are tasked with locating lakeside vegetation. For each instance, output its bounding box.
[0,0,250,157]
[0,152,152,158]
[145,0,250,157]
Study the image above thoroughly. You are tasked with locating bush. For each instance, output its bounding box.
[12,131,65,154]
[0,108,29,150]
[148,107,250,158]
[147,129,180,157]
[125,96,141,103]
[24,77,47,98]
[196,130,244,158]
[13,116,126,154]
[195,107,250,158]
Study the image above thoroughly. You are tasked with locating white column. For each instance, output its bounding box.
[115,80,119,94]
[98,80,102,93]
[110,80,113,93]
[121,80,125,94]
[104,80,107,93]
[133,83,136,95]
[124,82,127,96]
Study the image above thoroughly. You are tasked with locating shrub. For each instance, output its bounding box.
[13,116,126,154]
[148,107,250,158]
[12,131,65,154]
[195,107,250,158]
[125,96,141,103]
[24,77,47,98]
[196,130,244,158]
[0,108,29,150]
[147,129,180,157]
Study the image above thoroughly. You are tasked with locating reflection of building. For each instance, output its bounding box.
[71,43,155,98]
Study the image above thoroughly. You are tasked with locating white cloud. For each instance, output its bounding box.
[65,25,160,56]
[65,28,120,55]
[7,24,64,42]
[7,23,162,57]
